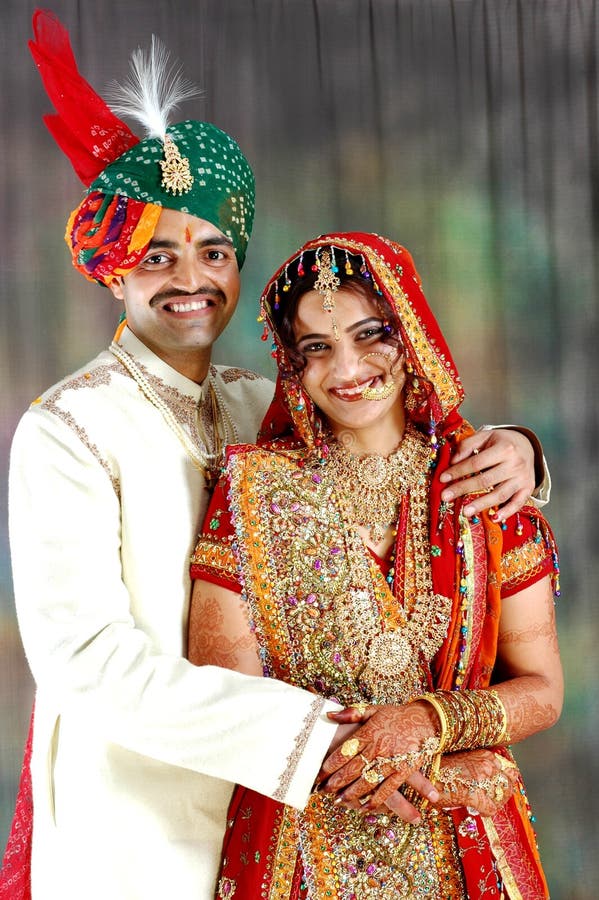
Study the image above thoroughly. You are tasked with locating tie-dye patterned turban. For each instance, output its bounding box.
[30,10,255,283]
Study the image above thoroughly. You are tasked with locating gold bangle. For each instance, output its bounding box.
[488,689,510,744]
[429,751,442,785]
[418,693,449,752]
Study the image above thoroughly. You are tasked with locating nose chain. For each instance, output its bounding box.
[110,341,236,488]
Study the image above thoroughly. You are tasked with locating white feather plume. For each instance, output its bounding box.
[107,36,202,139]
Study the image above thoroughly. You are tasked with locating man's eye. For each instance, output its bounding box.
[207,249,226,261]
[143,253,170,266]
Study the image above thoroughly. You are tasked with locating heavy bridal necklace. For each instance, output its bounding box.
[324,421,435,542]
[110,341,236,488]
[321,420,451,698]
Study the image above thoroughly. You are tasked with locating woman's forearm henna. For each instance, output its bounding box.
[498,679,560,742]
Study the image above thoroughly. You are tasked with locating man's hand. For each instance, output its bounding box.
[439,428,535,520]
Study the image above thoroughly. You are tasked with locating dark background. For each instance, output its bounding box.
[1,2,597,895]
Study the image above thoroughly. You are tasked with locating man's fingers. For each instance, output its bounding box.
[444,465,504,500]
[459,476,512,511]
[493,488,532,522]
[327,705,374,725]
[441,449,505,490]
[444,433,488,466]
[461,481,528,517]
[383,791,424,823]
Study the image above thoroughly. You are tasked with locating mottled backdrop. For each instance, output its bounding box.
[1,1,597,895]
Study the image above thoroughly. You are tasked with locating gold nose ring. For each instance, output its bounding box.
[358,351,394,367]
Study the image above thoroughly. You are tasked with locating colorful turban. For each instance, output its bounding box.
[30,10,255,284]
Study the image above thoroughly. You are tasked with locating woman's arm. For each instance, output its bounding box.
[491,575,563,740]
[188,580,262,676]
[189,578,440,822]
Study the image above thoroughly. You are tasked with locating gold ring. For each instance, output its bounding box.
[363,768,383,785]
[351,702,368,716]
[493,774,510,803]
[340,738,360,758]
[495,755,517,772]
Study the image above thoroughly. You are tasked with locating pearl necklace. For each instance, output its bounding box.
[110,341,237,487]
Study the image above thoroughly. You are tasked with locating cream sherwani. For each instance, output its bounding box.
[9,328,340,900]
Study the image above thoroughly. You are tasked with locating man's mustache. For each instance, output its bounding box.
[150,287,226,307]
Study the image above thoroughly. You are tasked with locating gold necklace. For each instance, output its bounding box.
[110,341,237,487]
[325,422,433,542]
[329,429,451,701]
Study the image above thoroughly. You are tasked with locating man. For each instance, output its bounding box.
[3,10,548,899]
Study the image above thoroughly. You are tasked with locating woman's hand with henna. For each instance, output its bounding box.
[431,749,518,816]
[317,702,439,814]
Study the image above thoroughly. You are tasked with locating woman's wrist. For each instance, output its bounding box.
[414,690,510,753]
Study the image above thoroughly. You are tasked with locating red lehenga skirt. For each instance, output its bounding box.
[214,776,548,899]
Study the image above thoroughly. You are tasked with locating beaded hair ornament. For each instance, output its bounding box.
[313,249,341,339]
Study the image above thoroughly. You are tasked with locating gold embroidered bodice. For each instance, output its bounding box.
[227,423,452,706]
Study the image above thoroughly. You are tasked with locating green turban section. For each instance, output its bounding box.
[89,120,255,269]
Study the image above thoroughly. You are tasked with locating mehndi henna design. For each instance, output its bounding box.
[188,595,258,669]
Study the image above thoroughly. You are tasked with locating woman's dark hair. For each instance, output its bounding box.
[269,247,403,378]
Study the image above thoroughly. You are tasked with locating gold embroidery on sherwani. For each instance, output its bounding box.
[215,365,266,384]
[40,363,122,495]
[273,697,326,801]
[225,426,461,898]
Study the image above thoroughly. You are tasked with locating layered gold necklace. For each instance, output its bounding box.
[325,421,433,542]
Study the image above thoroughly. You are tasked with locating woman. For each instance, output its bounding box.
[189,232,562,898]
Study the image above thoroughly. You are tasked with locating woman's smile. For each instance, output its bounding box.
[328,374,386,401]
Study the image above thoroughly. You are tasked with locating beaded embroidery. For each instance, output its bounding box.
[501,539,549,591]
[228,425,451,707]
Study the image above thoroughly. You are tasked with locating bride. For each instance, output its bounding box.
[189,231,562,899]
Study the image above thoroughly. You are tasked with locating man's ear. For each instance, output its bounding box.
[107,277,125,301]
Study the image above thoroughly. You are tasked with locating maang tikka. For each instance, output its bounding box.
[314,249,341,340]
